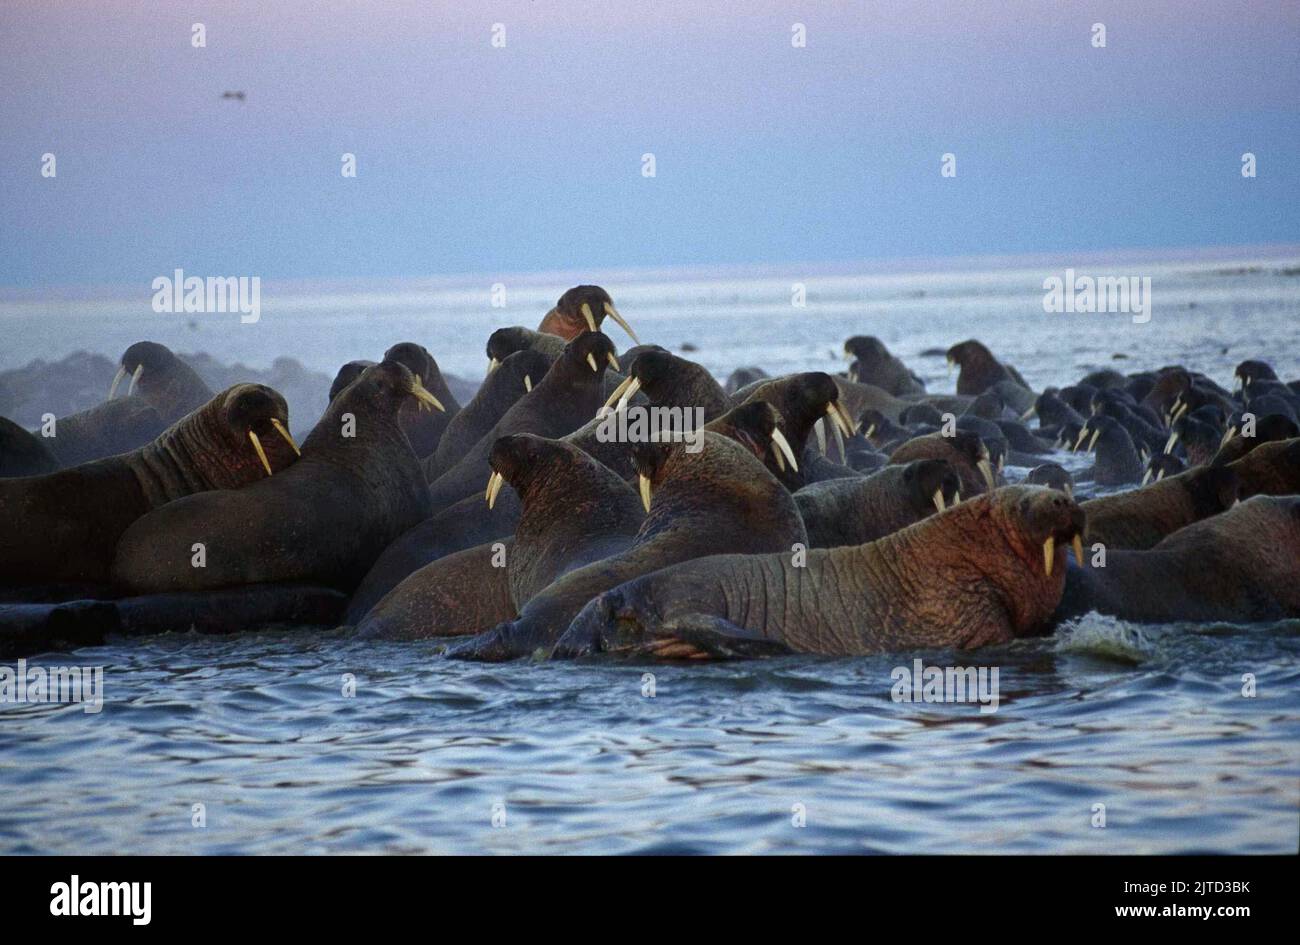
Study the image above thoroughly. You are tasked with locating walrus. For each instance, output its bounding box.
[536,285,639,344]
[1026,462,1075,497]
[425,348,553,480]
[724,366,768,395]
[0,384,299,587]
[794,459,959,547]
[843,336,925,396]
[1233,359,1277,391]
[485,326,565,372]
[42,341,215,467]
[1073,415,1143,486]
[555,486,1085,659]
[1080,464,1239,551]
[110,360,438,592]
[597,349,730,421]
[1211,414,1299,466]
[448,429,807,661]
[734,372,854,487]
[328,360,376,401]
[1140,453,1186,485]
[382,341,456,457]
[1,417,58,478]
[1227,437,1300,497]
[889,430,995,497]
[356,434,645,639]
[946,340,1031,397]
[1056,495,1300,624]
[426,332,620,511]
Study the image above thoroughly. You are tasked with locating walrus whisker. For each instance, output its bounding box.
[638,473,653,513]
[108,365,127,400]
[485,470,505,509]
[770,428,798,472]
[603,301,639,345]
[270,418,300,456]
[581,302,598,333]
[247,429,273,476]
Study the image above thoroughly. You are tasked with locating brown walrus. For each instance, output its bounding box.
[889,430,995,498]
[110,360,438,593]
[1227,437,1300,497]
[1080,464,1239,551]
[794,459,960,548]
[946,340,1030,397]
[425,348,554,481]
[426,332,619,511]
[356,434,645,639]
[556,486,1085,659]
[0,384,299,587]
[1057,495,1300,623]
[537,285,639,344]
[44,341,215,467]
[448,428,807,661]
[843,336,925,396]
[733,372,854,489]
[382,342,456,458]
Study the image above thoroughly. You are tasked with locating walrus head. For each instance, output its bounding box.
[890,430,994,497]
[484,432,572,509]
[553,330,620,385]
[599,349,728,419]
[109,341,213,420]
[902,459,962,515]
[703,401,800,481]
[328,360,376,402]
[945,340,1004,394]
[382,342,447,413]
[1026,462,1075,497]
[1233,359,1277,391]
[538,285,638,344]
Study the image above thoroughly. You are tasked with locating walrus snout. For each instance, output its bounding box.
[905,459,960,514]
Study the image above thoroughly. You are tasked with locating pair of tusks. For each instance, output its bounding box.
[486,358,533,392]
[976,448,996,492]
[1073,426,1102,453]
[1233,375,1250,391]
[410,377,447,413]
[247,418,300,477]
[767,428,799,473]
[598,373,640,417]
[813,402,854,458]
[586,350,620,374]
[581,301,640,345]
[1140,466,1168,486]
[485,469,506,509]
[108,363,144,400]
[1166,398,1190,425]
[1042,534,1087,577]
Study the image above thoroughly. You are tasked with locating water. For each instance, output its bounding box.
[2,252,1299,853]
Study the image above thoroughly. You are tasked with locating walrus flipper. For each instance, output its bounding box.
[609,613,794,660]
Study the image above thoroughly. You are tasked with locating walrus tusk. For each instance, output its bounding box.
[953,489,961,504]
[770,428,799,472]
[932,488,945,513]
[248,430,273,476]
[1141,467,1153,486]
[603,302,640,345]
[1042,536,1055,577]
[826,406,846,460]
[1087,428,1101,453]
[1020,405,1036,421]
[598,374,636,417]
[1233,375,1242,392]
[1220,425,1236,446]
[978,457,996,492]
[1172,400,1189,422]
[108,365,127,400]
[607,351,620,372]
[409,377,446,412]
[638,473,652,513]
[1163,430,1179,454]
[1072,534,1085,567]
[581,302,598,333]
[771,441,785,472]
[127,363,144,397]
[1063,484,1072,499]
[863,422,876,439]
[270,418,300,456]
[586,352,599,373]
[813,417,827,454]
[485,470,505,509]
[1073,427,1090,452]
[828,402,854,439]
[524,374,532,392]
[487,357,500,375]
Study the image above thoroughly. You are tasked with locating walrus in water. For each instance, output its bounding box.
[425,348,553,480]
[946,340,1031,398]
[537,285,639,344]
[0,384,299,587]
[382,342,456,457]
[1227,437,1300,498]
[1073,415,1143,486]
[0,417,58,478]
[1056,495,1300,624]
[427,332,620,511]
[355,434,645,638]
[448,427,807,661]
[889,430,996,498]
[556,486,1085,659]
[843,336,925,396]
[111,361,438,592]
[794,459,959,548]
[1080,464,1239,551]
[1211,414,1299,466]
[43,341,215,467]
[733,372,854,487]
[1026,462,1075,497]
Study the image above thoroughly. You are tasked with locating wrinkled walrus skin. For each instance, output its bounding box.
[555,486,1085,660]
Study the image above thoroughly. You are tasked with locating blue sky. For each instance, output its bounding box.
[1,0,1297,289]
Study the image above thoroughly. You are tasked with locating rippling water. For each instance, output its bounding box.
[2,254,1299,853]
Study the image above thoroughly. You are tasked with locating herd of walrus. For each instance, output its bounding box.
[2,284,1298,661]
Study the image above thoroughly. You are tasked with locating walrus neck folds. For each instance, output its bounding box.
[126,402,244,506]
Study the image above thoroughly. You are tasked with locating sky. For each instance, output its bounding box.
[1,0,1298,289]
